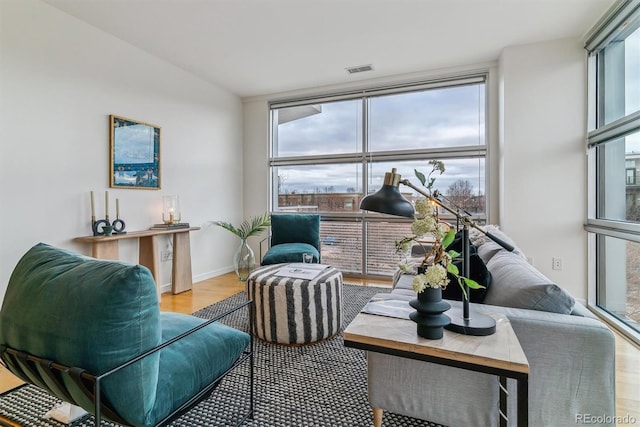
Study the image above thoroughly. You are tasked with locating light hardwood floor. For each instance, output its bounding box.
[1,272,638,425]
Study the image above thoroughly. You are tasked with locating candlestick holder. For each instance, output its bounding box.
[92,217,110,236]
[112,218,127,234]
[92,217,127,236]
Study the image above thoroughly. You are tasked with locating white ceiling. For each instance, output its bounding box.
[43,0,615,98]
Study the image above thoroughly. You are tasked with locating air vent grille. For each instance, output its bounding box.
[346,64,374,74]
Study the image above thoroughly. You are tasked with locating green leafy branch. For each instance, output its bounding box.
[414,160,445,195]
[442,229,484,299]
[212,212,271,239]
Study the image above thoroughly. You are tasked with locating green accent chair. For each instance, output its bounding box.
[0,243,253,427]
[261,214,321,265]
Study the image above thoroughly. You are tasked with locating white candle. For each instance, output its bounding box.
[105,190,109,218]
[116,198,120,219]
[90,191,95,218]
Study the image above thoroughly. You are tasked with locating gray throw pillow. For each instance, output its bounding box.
[473,225,527,263]
[477,241,505,264]
[484,250,575,314]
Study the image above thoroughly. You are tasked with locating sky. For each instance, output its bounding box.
[274,83,486,197]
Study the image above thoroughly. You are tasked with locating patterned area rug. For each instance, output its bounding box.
[0,284,443,427]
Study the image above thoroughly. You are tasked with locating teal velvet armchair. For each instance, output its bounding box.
[261,214,321,265]
[0,243,253,427]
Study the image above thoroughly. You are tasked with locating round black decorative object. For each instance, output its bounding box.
[92,219,110,236]
[409,287,451,340]
[444,308,496,336]
[112,218,127,234]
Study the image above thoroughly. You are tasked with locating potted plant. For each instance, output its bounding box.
[212,212,271,281]
[395,161,484,338]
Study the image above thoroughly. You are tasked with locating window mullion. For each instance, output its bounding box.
[587,111,640,147]
[361,96,369,276]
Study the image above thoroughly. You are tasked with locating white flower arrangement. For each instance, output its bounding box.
[395,161,484,297]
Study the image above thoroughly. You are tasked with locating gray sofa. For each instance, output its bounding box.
[367,228,616,427]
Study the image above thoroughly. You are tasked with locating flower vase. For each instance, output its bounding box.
[409,287,451,339]
[234,238,255,282]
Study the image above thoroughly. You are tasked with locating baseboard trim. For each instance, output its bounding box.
[159,266,235,294]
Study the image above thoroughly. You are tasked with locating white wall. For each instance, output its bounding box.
[0,0,244,305]
[242,99,271,257]
[499,38,588,300]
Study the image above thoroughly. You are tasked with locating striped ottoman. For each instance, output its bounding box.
[247,263,343,345]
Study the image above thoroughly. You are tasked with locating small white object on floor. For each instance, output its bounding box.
[43,402,88,424]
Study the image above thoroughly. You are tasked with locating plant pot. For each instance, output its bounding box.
[409,287,451,339]
[234,239,255,281]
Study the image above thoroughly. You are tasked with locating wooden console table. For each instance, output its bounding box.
[74,227,200,300]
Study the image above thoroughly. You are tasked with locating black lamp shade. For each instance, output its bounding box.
[359,185,415,218]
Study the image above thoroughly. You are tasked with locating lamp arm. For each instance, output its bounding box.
[479,229,515,252]
[399,179,514,252]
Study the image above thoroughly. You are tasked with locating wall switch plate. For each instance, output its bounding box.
[161,250,173,262]
[552,257,563,271]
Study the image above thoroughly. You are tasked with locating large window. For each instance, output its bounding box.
[585,0,640,342]
[270,75,488,276]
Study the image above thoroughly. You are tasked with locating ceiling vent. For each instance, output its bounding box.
[346,64,374,74]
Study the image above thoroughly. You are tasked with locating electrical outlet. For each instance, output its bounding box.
[161,250,173,262]
[552,257,563,271]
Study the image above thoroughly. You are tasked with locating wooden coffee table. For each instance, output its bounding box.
[343,310,529,427]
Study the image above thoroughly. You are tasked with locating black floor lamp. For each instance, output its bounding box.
[360,168,515,336]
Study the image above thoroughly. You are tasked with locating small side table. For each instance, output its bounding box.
[344,309,529,427]
[247,263,343,345]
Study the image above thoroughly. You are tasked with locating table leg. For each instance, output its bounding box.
[373,407,383,427]
[172,231,193,294]
[499,376,507,427]
[91,240,119,260]
[139,235,161,301]
[517,377,528,427]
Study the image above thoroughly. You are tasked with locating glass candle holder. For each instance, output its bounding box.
[162,195,181,224]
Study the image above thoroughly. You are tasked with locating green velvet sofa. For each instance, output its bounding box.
[0,243,253,427]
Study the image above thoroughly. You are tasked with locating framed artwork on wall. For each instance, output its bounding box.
[110,115,161,189]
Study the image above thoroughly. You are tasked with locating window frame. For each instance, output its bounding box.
[269,73,490,277]
[585,0,640,344]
